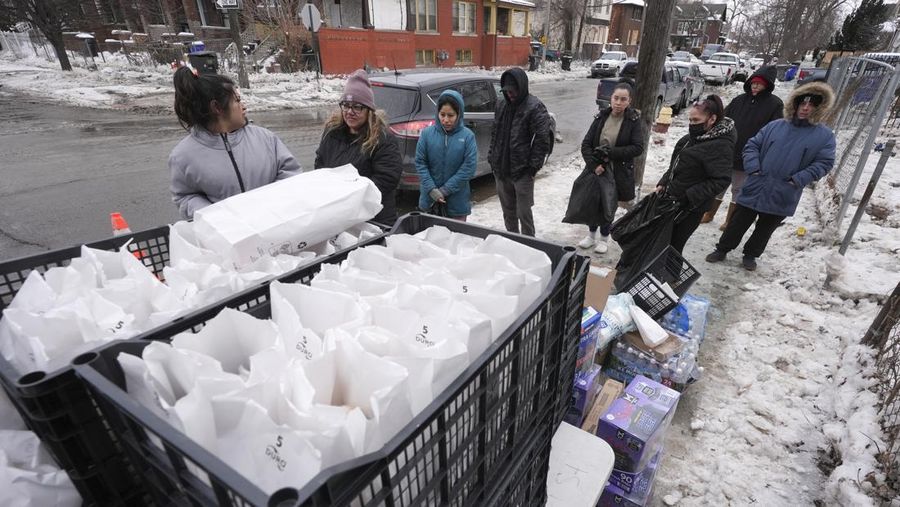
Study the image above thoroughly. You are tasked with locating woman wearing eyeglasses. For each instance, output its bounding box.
[655,94,736,254]
[315,69,402,225]
[706,82,836,271]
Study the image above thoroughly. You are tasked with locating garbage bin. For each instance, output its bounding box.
[528,55,539,71]
[561,54,573,71]
[189,51,218,75]
[188,41,205,54]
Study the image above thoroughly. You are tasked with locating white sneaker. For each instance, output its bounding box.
[577,235,595,249]
[594,235,609,254]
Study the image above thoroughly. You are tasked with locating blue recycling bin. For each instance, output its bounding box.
[188,41,206,54]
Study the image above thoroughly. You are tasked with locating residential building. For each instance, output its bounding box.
[316,0,536,74]
[582,0,613,60]
[669,1,728,53]
[608,0,643,57]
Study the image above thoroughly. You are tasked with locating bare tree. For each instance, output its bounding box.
[743,0,845,59]
[241,1,317,72]
[0,0,80,71]
[551,0,581,51]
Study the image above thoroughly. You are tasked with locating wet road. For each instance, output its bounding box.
[0,78,597,259]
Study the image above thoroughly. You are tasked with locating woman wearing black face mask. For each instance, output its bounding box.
[655,94,735,254]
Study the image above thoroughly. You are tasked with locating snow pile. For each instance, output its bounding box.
[467,80,896,505]
[0,49,587,111]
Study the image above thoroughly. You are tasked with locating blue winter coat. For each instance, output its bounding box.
[416,90,478,216]
[737,118,836,216]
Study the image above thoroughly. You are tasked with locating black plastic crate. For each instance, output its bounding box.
[619,245,700,320]
[0,226,169,506]
[0,223,386,506]
[74,213,588,507]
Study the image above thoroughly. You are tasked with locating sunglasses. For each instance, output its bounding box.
[339,102,367,113]
[796,94,823,107]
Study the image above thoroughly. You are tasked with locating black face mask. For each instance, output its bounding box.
[688,123,706,139]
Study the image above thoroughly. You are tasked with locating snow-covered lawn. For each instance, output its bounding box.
[468,81,900,505]
[0,50,589,112]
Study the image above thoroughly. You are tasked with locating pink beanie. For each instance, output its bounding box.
[341,69,376,110]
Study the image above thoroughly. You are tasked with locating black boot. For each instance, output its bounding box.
[742,255,757,271]
[705,249,727,263]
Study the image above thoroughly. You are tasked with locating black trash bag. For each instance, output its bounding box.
[428,201,450,217]
[562,166,604,225]
[610,192,682,289]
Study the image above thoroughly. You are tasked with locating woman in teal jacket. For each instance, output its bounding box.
[416,90,477,220]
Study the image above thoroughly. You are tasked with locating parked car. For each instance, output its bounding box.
[700,44,726,61]
[749,54,766,69]
[590,51,629,78]
[672,61,704,103]
[733,60,750,82]
[796,67,827,85]
[699,52,740,85]
[370,71,557,190]
[671,50,693,63]
[596,61,689,117]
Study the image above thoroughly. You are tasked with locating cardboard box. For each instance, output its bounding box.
[581,378,624,435]
[598,452,661,507]
[578,307,602,374]
[564,364,603,427]
[596,376,680,473]
[584,263,616,313]
[622,331,686,363]
[607,449,662,494]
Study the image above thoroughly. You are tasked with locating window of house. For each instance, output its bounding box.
[456,49,473,64]
[453,1,476,33]
[496,8,510,35]
[197,0,226,27]
[511,11,526,36]
[483,7,492,33]
[98,0,123,24]
[416,49,436,66]
[147,0,167,25]
[631,7,642,21]
[414,0,438,32]
[627,29,639,46]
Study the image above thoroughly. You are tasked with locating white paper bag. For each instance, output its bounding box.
[413,226,484,255]
[475,234,552,289]
[193,165,382,269]
[0,430,80,507]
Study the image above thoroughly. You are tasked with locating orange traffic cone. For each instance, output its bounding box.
[110,212,132,237]
[110,212,142,259]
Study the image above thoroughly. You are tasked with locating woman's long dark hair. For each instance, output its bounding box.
[694,94,725,123]
[173,66,236,130]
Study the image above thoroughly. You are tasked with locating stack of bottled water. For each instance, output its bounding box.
[603,295,710,392]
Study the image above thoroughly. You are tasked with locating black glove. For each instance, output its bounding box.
[593,145,610,165]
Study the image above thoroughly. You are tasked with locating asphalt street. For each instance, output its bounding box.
[0,78,598,260]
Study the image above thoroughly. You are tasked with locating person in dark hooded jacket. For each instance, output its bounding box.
[488,68,552,237]
[654,94,736,254]
[702,65,784,228]
[706,81,836,271]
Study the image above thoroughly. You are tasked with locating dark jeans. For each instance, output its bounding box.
[496,174,535,236]
[669,205,705,254]
[588,224,612,235]
[716,203,786,257]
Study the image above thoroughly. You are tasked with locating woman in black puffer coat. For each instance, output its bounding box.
[655,94,735,254]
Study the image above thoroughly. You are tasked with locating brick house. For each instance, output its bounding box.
[669,2,728,53]
[607,0,643,57]
[316,0,536,74]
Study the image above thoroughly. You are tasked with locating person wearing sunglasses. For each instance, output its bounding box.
[315,69,402,225]
[702,65,783,229]
[706,82,836,270]
[654,94,735,255]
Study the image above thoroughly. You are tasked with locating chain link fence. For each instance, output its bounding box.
[0,29,54,60]
[862,281,900,500]
[817,57,900,240]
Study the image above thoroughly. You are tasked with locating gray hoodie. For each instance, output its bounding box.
[168,124,302,219]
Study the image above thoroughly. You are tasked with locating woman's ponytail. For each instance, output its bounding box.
[172,66,236,130]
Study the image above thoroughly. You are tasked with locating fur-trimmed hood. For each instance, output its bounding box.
[785,81,835,124]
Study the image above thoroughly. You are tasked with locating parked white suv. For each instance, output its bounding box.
[590,51,628,78]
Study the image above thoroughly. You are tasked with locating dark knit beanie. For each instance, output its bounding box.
[341,69,376,110]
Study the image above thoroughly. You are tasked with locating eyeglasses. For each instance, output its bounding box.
[796,94,823,107]
[340,102,367,114]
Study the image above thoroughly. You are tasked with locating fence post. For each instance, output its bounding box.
[833,66,900,234]
[863,281,900,349]
[839,139,894,255]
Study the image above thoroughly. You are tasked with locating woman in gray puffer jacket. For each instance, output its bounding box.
[168,66,302,219]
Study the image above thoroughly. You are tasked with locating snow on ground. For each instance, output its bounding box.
[0,50,588,112]
[468,80,898,505]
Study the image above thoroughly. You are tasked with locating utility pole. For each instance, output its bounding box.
[228,9,250,88]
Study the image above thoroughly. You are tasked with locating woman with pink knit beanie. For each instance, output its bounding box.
[315,69,402,224]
